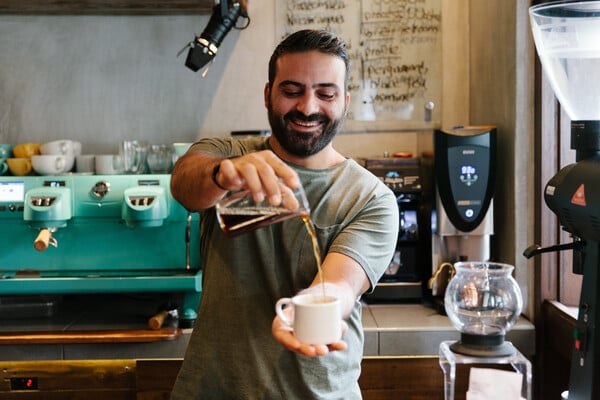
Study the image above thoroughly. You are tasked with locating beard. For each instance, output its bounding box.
[267,99,346,158]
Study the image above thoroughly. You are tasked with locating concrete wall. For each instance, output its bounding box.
[0,2,424,159]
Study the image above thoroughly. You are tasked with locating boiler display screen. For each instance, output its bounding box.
[0,181,25,202]
[461,165,476,175]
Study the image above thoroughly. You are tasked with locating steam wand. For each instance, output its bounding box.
[523,241,584,259]
[185,212,192,270]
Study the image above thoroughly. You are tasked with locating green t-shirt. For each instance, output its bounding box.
[172,137,399,400]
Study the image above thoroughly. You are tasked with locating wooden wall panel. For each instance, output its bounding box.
[0,360,136,400]
[0,0,214,15]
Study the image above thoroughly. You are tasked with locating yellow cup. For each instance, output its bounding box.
[7,157,33,176]
[13,143,41,158]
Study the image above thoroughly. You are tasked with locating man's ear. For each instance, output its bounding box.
[264,83,270,108]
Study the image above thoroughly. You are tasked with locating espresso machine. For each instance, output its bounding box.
[362,156,431,302]
[0,174,202,325]
[429,126,496,308]
[526,2,600,398]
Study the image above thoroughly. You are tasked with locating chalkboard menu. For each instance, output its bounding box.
[276,0,442,128]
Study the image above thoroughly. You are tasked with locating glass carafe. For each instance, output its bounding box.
[444,261,523,357]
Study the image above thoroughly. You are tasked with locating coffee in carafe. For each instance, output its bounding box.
[215,182,309,238]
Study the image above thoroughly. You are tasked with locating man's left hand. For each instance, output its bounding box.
[271,314,348,357]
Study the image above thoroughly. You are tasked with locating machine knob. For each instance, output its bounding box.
[91,181,111,198]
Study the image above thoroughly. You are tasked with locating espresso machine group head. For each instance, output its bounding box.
[122,186,168,228]
[23,185,73,251]
[529,2,600,398]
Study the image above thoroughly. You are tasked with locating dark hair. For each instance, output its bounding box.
[268,29,350,90]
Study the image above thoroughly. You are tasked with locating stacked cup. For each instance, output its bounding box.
[8,143,41,176]
[0,144,15,176]
[32,140,81,175]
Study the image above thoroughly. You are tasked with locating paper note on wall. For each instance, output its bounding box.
[275,0,442,123]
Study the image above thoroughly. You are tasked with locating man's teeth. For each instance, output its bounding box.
[294,119,320,127]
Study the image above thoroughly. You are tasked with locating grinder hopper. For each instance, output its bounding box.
[529,2,600,399]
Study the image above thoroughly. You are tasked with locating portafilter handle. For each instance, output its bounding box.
[34,228,58,252]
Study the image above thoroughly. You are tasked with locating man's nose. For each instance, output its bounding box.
[295,93,320,116]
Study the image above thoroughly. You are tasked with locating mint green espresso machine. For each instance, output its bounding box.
[0,174,201,325]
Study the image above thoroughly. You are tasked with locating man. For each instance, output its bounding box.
[170,29,399,399]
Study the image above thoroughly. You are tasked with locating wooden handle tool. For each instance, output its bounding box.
[34,229,52,252]
[148,310,170,330]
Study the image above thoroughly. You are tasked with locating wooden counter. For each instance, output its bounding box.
[0,297,535,360]
[0,298,535,399]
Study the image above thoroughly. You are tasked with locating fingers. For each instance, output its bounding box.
[272,315,347,357]
[221,151,300,206]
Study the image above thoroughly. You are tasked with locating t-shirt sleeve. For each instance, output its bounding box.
[328,184,400,293]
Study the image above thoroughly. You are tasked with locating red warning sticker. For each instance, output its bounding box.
[571,184,587,206]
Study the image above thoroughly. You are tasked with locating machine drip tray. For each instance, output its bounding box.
[0,295,61,319]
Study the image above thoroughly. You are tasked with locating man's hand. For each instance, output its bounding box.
[217,150,300,205]
[271,313,348,357]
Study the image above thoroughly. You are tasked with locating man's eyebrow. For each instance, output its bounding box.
[278,80,304,88]
[278,80,340,90]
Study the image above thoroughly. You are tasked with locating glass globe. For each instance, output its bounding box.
[444,261,523,357]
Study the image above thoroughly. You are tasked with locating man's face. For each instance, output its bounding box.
[265,51,350,157]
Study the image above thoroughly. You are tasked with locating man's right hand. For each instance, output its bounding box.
[216,150,300,206]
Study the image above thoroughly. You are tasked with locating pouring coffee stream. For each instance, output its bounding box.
[302,215,326,299]
[216,183,327,299]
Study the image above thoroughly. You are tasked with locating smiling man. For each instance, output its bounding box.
[170,29,399,400]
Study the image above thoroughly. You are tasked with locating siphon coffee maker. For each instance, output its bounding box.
[444,261,523,357]
[439,261,531,400]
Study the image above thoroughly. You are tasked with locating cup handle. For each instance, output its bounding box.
[275,298,294,327]
[0,162,7,175]
[56,157,65,171]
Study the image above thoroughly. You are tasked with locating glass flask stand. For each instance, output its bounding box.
[439,340,532,400]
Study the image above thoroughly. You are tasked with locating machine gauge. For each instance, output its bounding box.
[91,181,111,198]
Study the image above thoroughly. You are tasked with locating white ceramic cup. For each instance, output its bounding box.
[31,155,74,175]
[40,140,81,157]
[95,154,124,175]
[76,154,96,173]
[275,293,341,345]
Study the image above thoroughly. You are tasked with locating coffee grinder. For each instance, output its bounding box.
[526,2,600,398]
[430,126,496,309]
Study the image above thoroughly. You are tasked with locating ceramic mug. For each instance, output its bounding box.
[13,143,41,159]
[0,144,14,159]
[95,154,124,175]
[0,158,8,175]
[40,140,82,157]
[7,157,33,176]
[31,155,74,175]
[275,293,341,345]
[76,155,96,173]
